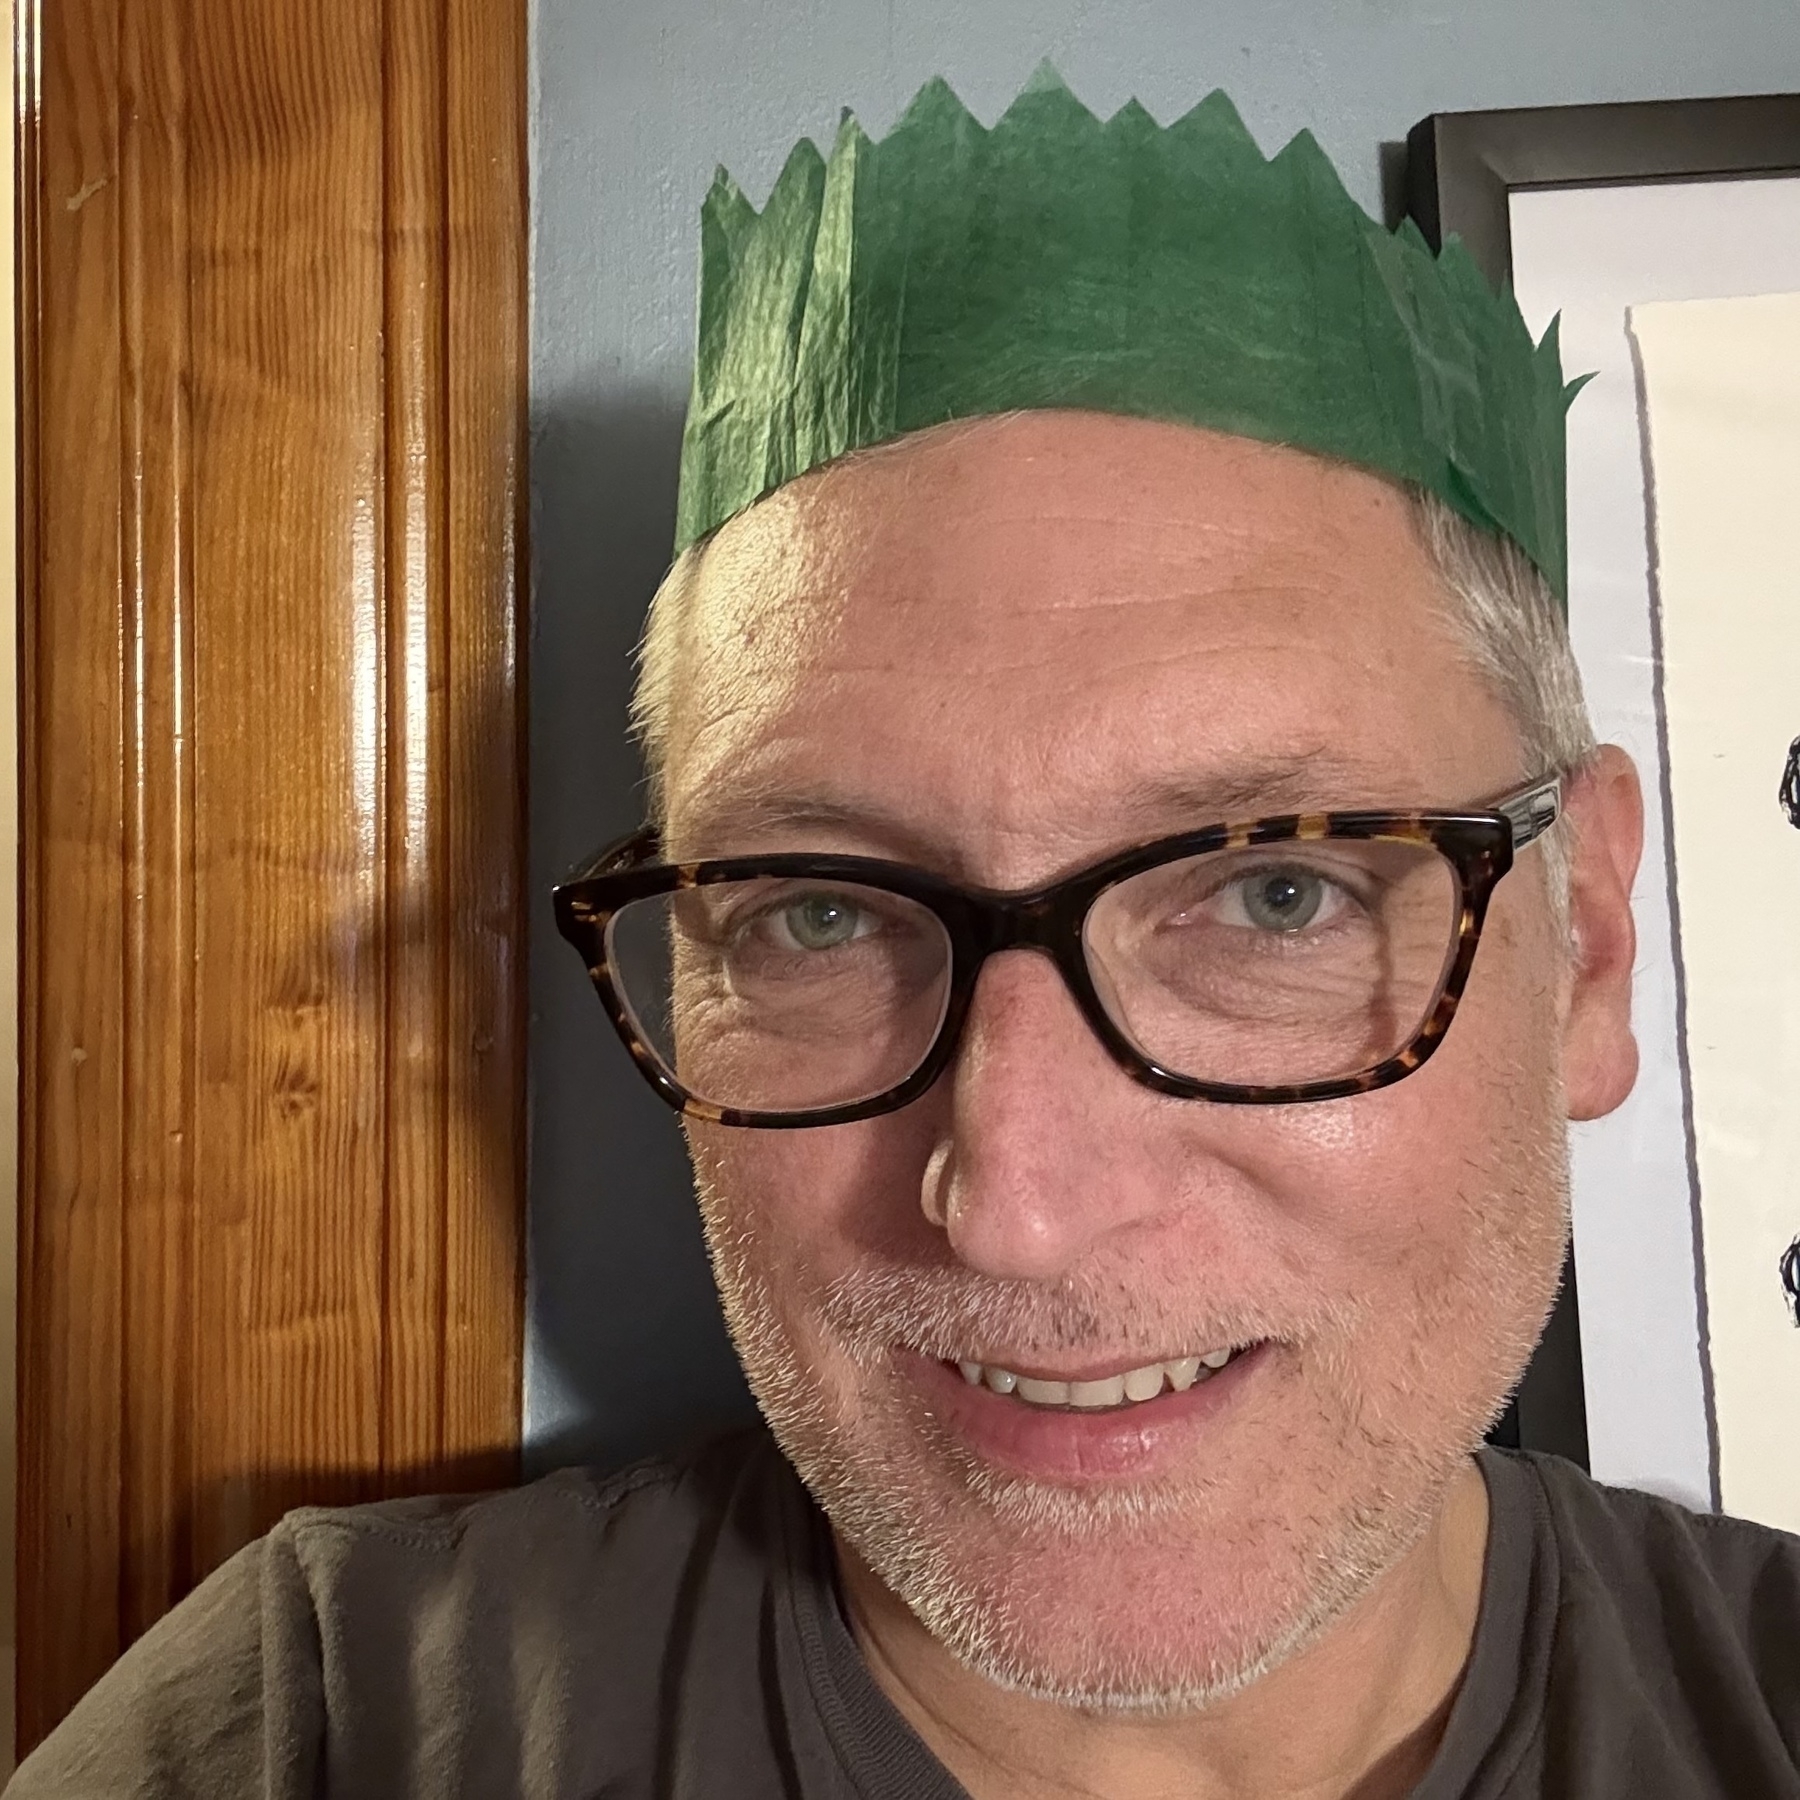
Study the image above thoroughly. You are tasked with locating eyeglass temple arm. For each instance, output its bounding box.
[564,826,661,886]
[1496,774,1562,851]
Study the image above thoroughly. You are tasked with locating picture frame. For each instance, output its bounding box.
[1405,95,1800,1522]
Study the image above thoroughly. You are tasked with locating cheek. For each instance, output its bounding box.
[688,1108,943,1299]
[1221,1090,1472,1281]
[1268,927,1569,1383]
[1219,980,1556,1294]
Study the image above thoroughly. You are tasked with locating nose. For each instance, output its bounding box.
[921,947,1174,1282]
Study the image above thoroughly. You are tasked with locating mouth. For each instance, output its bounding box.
[945,1346,1247,1412]
[904,1340,1270,1483]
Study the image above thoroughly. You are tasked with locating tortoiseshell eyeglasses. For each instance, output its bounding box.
[552,774,1562,1129]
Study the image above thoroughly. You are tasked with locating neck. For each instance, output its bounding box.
[837,1456,1490,1800]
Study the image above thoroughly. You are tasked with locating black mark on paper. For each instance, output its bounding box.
[1781,736,1800,830]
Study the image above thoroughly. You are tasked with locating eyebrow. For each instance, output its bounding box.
[668,748,1405,866]
[1101,755,1366,828]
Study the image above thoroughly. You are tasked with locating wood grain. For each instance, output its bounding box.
[15,0,528,1753]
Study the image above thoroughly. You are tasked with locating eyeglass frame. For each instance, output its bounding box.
[551,773,1564,1130]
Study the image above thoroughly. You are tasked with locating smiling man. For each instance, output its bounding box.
[14,72,1800,1800]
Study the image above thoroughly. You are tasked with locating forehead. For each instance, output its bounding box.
[665,412,1517,874]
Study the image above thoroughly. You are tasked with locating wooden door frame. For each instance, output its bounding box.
[14,0,529,1754]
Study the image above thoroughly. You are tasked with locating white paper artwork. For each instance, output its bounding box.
[1629,291,1800,1537]
[1509,178,1800,1511]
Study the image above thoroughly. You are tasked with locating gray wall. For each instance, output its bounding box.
[526,0,1800,1470]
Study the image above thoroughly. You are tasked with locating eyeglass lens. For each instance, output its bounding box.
[605,839,1461,1115]
[1082,840,1458,1088]
[607,880,956,1114]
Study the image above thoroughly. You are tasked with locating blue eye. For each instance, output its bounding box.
[1235,870,1326,932]
[775,894,867,950]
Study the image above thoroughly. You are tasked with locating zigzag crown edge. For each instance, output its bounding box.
[681,71,1573,592]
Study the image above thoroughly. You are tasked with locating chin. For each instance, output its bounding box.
[772,1347,1478,1714]
[855,1494,1387,1714]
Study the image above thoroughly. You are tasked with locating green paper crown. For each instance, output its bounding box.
[676,68,1580,598]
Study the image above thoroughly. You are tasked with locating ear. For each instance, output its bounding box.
[1561,745,1645,1122]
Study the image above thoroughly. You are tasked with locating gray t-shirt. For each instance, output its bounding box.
[12,1430,1800,1798]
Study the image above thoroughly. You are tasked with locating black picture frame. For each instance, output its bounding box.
[1405,94,1800,292]
[1402,92,1800,1473]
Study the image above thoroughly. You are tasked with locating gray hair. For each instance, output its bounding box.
[630,541,705,829]
[629,486,1595,913]
[1409,493,1596,918]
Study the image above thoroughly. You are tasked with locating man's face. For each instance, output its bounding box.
[660,413,1600,1706]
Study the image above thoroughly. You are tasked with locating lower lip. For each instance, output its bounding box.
[902,1343,1269,1483]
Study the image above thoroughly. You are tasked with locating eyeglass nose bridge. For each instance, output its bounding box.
[941,878,1121,1033]
[958,882,1086,966]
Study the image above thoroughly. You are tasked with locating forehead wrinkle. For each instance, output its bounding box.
[664,412,1502,868]
[682,637,1383,737]
[714,571,1399,696]
[669,609,1446,861]
[666,741,1403,875]
[879,581,1346,632]
[912,502,1332,549]
[682,440,1435,706]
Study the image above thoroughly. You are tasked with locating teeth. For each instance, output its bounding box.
[1123,1364,1165,1403]
[1068,1376,1126,1409]
[954,1348,1241,1410]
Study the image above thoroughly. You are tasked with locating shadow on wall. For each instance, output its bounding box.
[528,382,758,1478]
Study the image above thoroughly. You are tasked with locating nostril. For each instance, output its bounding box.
[919,1139,956,1231]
